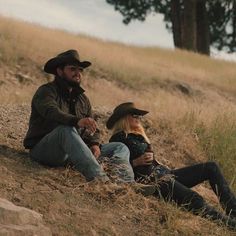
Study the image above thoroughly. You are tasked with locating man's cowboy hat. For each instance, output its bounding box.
[44,49,91,75]
[106,102,149,129]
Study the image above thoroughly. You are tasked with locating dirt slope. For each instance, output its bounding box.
[0,102,234,235]
[0,16,235,235]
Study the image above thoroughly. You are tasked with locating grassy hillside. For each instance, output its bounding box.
[0,15,236,235]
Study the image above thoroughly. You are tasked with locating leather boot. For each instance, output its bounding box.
[201,204,236,231]
[220,189,236,219]
[205,162,236,219]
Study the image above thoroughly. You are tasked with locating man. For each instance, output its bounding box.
[23,49,135,183]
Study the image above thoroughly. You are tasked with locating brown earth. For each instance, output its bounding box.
[0,27,235,234]
[0,98,233,235]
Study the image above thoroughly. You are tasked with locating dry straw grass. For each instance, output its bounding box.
[0,15,236,234]
[0,15,236,185]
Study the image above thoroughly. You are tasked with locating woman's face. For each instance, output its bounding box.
[127,114,142,129]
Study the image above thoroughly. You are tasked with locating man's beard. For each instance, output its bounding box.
[61,73,81,88]
[65,79,80,88]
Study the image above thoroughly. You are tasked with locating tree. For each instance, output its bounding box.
[196,0,210,54]
[106,0,236,54]
[183,0,197,51]
[171,0,182,48]
[207,1,236,53]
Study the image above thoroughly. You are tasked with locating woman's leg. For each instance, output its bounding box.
[155,178,236,229]
[156,178,206,212]
[172,161,236,217]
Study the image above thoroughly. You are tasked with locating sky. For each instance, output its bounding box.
[0,0,235,61]
[0,0,174,48]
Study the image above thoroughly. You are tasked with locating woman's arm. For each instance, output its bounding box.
[110,132,153,167]
[132,153,154,167]
[109,131,127,143]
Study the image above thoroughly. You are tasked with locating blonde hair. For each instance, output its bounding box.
[112,116,150,144]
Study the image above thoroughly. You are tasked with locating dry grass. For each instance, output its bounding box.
[0,85,36,104]
[1,15,236,180]
[0,15,236,235]
[1,15,236,119]
[1,15,236,90]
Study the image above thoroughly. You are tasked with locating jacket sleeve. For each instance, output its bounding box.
[33,85,79,126]
[80,95,100,146]
[109,132,127,144]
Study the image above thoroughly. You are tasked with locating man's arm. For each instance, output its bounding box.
[81,95,101,146]
[33,85,78,126]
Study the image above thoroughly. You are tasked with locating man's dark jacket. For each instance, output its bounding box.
[23,76,100,149]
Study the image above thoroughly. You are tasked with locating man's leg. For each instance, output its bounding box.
[30,125,109,182]
[99,142,134,183]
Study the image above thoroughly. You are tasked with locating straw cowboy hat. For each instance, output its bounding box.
[44,49,91,75]
[106,102,149,129]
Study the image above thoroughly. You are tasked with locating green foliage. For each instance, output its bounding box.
[178,111,236,190]
[193,114,236,190]
[106,0,236,52]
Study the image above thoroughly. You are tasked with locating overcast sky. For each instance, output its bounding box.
[0,0,174,48]
[1,0,236,62]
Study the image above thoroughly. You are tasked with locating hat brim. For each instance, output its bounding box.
[106,108,148,129]
[44,57,91,75]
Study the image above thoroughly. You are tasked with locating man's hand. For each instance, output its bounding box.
[90,145,101,159]
[132,152,154,167]
[78,117,97,135]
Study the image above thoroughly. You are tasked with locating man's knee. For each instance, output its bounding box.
[55,125,77,134]
[114,142,130,156]
[54,125,79,139]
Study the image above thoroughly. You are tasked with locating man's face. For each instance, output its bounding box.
[57,64,84,87]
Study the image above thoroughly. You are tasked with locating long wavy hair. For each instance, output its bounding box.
[112,115,150,144]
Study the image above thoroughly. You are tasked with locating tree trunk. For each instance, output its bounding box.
[232,0,236,52]
[171,0,183,48]
[196,0,210,55]
[182,0,197,51]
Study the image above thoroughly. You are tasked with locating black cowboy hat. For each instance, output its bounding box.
[44,49,91,75]
[106,102,149,129]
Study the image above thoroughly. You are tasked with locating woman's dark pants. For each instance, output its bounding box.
[155,161,236,219]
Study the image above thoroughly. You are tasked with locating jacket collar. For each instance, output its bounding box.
[54,76,85,98]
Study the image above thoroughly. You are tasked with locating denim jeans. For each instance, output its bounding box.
[30,125,134,182]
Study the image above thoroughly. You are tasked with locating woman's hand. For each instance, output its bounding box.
[132,152,154,167]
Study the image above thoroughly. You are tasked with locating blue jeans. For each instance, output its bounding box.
[30,125,134,182]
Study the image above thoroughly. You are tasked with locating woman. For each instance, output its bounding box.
[106,102,236,230]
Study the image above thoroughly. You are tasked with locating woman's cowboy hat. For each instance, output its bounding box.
[106,102,149,129]
[44,49,91,75]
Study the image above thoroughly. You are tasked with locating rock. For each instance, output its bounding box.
[157,79,201,97]
[175,82,192,95]
[15,73,33,84]
[0,198,51,236]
